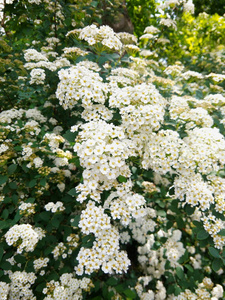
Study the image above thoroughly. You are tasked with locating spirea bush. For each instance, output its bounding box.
[1,0,225,299]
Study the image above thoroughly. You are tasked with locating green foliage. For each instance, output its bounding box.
[126,0,156,35]
[193,0,225,16]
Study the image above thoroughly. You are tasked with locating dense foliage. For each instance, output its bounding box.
[193,0,225,16]
[1,0,225,299]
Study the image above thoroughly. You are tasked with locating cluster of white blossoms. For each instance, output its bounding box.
[181,70,204,80]
[62,46,89,58]
[164,64,184,76]
[33,257,49,272]
[164,229,185,268]
[42,133,65,152]
[73,120,136,202]
[206,73,225,83]
[0,143,9,154]
[75,200,130,275]
[44,201,65,213]
[0,281,9,300]
[104,188,146,225]
[18,202,36,216]
[107,67,140,88]
[75,24,123,52]
[78,200,111,235]
[136,228,186,281]
[0,107,46,124]
[117,32,138,45]
[169,95,214,129]
[179,127,225,174]
[23,48,71,82]
[7,271,37,300]
[29,68,46,84]
[172,277,223,300]
[160,18,177,29]
[56,65,108,110]
[5,224,40,254]
[174,171,214,210]
[129,205,157,241]
[109,82,165,109]
[142,130,183,174]
[43,274,93,300]
[202,214,225,248]
[52,242,67,260]
[135,279,166,300]
[109,83,166,140]
[24,49,48,62]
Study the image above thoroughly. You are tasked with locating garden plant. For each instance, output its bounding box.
[0,0,225,299]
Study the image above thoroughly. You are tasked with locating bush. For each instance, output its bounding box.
[1,0,225,299]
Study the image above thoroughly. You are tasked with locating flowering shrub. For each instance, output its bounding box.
[1,0,225,299]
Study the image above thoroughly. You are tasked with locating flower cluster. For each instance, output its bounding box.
[44,201,65,213]
[5,224,40,254]
[56,65,108,110]
[142,130,183,174]
[73,120,136,202]
[7,271,37,300]
[173,278,223,300]
[69,24,123,53]
[42,274,93,300]
[29,68,46,84]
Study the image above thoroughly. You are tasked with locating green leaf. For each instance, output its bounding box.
[174,286,182,296]
[7,164,17,174]
[71,215,80,227]
[90,1,98,7]
[176,266,184,280]
[0,220,9,229]
[39,211,51,221]
[106,277,118,286]
[14,146,23,151]
[218,229,225,236]
[1,209,9,219]
[184,264,194,272]
[68,188,77,196]
[40,178,46,187]
[35,282,46,292]
[52,215,64,228]
[209,247,221,258]
[82,234,95,247]
[192,220,202,228]
[212,258,221,272]
[184,204,195,215]
[176,216,185,229]
[13,210,21,223]
[197,230,209,240]
[123,289,136,298]
[28,179,36,188]
[0,175,8,185]
[0,247,4,262]
[9,181,17,189]
[14,254,27,264]
[1,261,12,270]
[115,284,125,293]
[63,130,77,143]
[157,210,166,217]
[117,175,127,183]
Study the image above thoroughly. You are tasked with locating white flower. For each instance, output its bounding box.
[5,224,39,253]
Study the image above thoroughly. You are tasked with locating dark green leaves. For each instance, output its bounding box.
[197,230,209,240]
[7,164,17,174]
[0,175,8,185]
